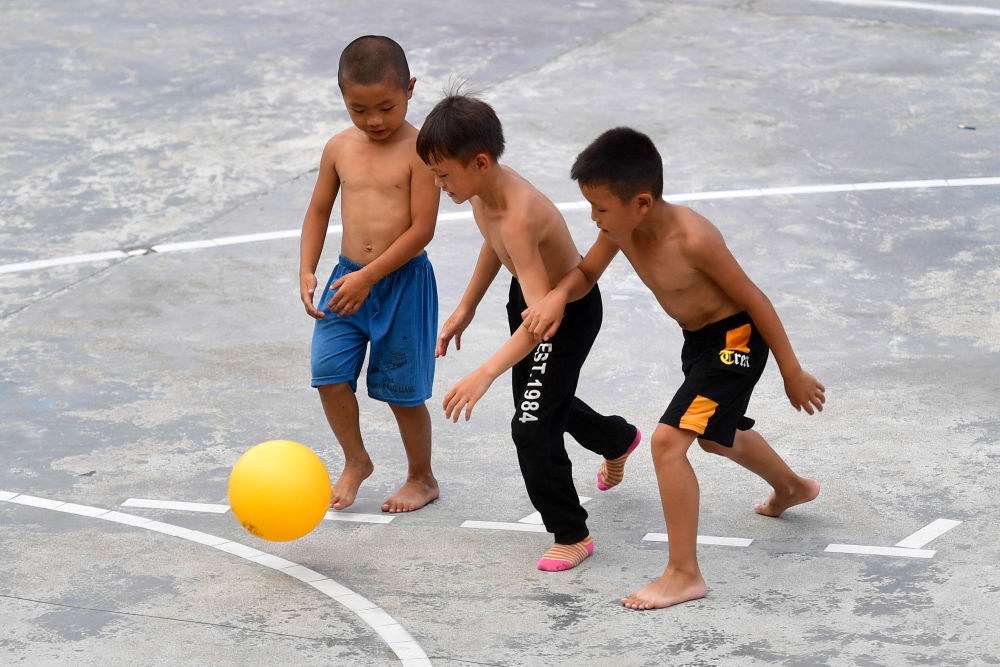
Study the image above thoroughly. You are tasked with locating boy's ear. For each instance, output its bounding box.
[473,153,491,171]
[406,77,416,99]
[635,192,654,213]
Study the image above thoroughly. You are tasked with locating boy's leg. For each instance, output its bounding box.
[507,279,592,569]
[318,382,374,510]
[565,398,641,490]
[698,429,819,517]
[623,424,707,610]
[384,402,439,513]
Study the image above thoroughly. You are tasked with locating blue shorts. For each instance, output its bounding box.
[310,252,438,407]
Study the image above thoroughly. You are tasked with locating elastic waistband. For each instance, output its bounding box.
[682,311,752,341]
[338,251,429,274]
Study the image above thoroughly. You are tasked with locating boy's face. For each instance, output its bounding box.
[579,182,644,238]
[426,155,485,204]
[341,77,415,142]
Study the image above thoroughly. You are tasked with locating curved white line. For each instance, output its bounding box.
[0,491,431,666]
[2,176,999,276]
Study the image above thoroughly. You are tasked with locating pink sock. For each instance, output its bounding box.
[537,535,594,572]
[597,428,642,491]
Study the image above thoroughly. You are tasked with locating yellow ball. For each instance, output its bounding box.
[228,440,332,541]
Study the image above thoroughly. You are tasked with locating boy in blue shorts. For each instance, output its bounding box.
[299,36,440,513]
[523,128,826,607]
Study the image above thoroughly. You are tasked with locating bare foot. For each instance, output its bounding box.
[382,477,439,513]
[622,570,707,610]
[330,461,374,510]
[755,477,820,517]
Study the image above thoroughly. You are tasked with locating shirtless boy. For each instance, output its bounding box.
[299,35,440,513]
[416,95,640,571]
[523,127,825,606]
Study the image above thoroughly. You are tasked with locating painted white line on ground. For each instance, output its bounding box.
[518,496,590,525]
[123,498,231,513]
[460,520,547,533]
[118,498,394,524]
[324,510,395,524]
[825,544,936,558]
[642,532,754,547]
[4,176,998,275]
[1,491,429,665]
[809,0,1000,18]
[894,518,962,549]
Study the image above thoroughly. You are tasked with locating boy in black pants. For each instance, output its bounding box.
[416,95,639,571]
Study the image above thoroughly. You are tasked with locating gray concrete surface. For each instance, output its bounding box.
[2,0,999,665]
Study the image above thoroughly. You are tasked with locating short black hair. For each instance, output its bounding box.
[416,94,505,166]
[338,35,410,91]
[571,127,664,201]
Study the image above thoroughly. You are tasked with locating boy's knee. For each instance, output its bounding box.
[650,425,695,461]
[697,438,727,456]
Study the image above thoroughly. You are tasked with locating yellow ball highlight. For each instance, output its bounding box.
[228,440,332,541]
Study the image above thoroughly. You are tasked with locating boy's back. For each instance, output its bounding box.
[468,165,581,292]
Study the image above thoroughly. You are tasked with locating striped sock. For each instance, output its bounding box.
[597,427,642,491]
[537,535,594,572]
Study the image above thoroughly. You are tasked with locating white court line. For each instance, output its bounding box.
[808,0,1000,18]
[642,532,754,548]
[518,496,591,525]
[825,544,936,558]
[460,520,546,533]
[825,518,962,558]
[123,498,230,513]
[894,518,962,549]
[119,498,394,524]
[324,510,394,524]
[3,176,999,275]
[2,491,429,666]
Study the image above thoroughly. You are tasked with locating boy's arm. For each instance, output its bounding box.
[437,241,503,357]
[521,232,621,340]
[326,154,440,316]
[444,221,618,421]
[692,228,826,415]
[299,138,340,320]
[443,325,538,422]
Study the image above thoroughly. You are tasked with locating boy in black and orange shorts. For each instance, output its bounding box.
[523,128,826,609]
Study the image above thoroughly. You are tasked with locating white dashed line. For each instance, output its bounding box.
[120,498,395,524]
[2,491,429,666]
[825,518,961,558]
[642,532,754,548]
[894,518,962,549]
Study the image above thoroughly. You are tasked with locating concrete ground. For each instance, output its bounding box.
[2,0,998,665]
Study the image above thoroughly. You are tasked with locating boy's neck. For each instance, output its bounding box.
[473,163,508,210]
[634,199,675,239]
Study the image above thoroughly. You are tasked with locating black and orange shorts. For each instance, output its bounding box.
[659,311,769,447]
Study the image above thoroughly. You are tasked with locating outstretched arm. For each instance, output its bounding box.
[443,325,538,422]
[693,229,826,414]
[521,232,621,340]
[325,155,440,316]
[299,138,340,320]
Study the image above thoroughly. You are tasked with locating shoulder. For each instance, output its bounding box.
[672,206,729,262]
[323,127,360,158]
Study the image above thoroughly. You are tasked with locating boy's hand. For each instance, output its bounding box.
[436,307,475,357]
[300,273,324,320]
[521,290,568,341]
[783,369,826,415]
[443,368,495,422]
[327,271,373,317]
